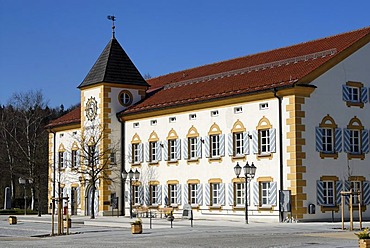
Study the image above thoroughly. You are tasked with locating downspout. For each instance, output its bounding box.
[118,119,126,216]
[273,88,284,223]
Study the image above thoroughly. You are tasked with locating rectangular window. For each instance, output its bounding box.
[132,144,140,163]
[133,122,140,128]
[211,110,219,117]
[110,152,116,164]
[259,129,270,154]
[234,107,243,114]
[149,142,157,162]
[189,184,197,204]
[260,182,271,206]
[168,184,177,205]
[169,117,176,123]
[88,145,94,165]
[322,128,334,153]
[132,185,140,205]
[259,103,269,110]
[211,183,220,205]
[150,185,158,205]
[210,135,220,157]
[322,181,335,206]
[189,114,197,120]
[168,139,176,161]
[349,129,360,154]
[233,132,243,156]
[351,181,362,205]
[150,120,157,126]
[71,150,77,168]
[348,86,360,103]
[58,152,64,168]
[188,137,197,159]
[234,182,245,206]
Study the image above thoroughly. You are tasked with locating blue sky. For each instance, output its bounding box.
[0,0,369,108]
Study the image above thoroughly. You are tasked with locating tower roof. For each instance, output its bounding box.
[78,38,149,88]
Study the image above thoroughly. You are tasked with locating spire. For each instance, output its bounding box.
[107,15,116,39]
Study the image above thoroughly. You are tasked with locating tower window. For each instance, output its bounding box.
[118,90,133,106]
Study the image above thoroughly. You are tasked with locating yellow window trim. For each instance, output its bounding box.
[320,176,339,181]
[167,128,179,140]
[256,116,272,130]
[232,178,245,183]
[131,133,141,144]
[167,180,179,185]
[187,179,200,184]
[319,114,337,128]
[257,176,273,182]
[187,126,199,138]
[149,181,160,185]
[208,178,222,184]
[231,119,246,133]
[132,181,141,186]
[348,176,365,182]
[58,144,66,152]
[148,131,159,142]
[208,123,222,135]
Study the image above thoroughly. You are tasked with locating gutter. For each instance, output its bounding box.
[117,117,126,216]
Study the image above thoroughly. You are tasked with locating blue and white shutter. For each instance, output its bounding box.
[315,127,323,152]
[269,128,276,153]
[145,143,150,162]
[219,183,225,205]
[55,153,59,171]
[362,130,369,154]
[127,144,132,163]
[66,152,71,168]
[183,139,188,160]
[63,151,67,168]
[345,180,351,205]
[197,184,203,205]
[342,85,350,101]
[361,87,368,103]
[220,134,225,157]
[145,185,150,206]
[205,184,210,206]
[157,185,162,205]
[343,129,351,153]
[139,143,143,163]
[335,128,342,152]
[176,139,181,160]
[94,190,99,217]
[228,133,234,156]
[164,185,168,205]
[316,180,324,205]
[177,184,182,205]
[163,141,168,161]
[197,137,202,158]
[228,183,234,206]
[204,136,210,158]
[253,182,259,206]
[157,142,162,161]
[183,184,188,204]
[252,130,259,154]
[336,181,343,205]
[77,187,81,206]
[269,182,277,206]
[139,185,144,205]
[363,181,370,205]
[243,132,250,155]
[76,150,81,167]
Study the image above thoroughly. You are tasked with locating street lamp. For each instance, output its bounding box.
[122,168,140,218]
[234,161,256,224]
[18,178,27,215]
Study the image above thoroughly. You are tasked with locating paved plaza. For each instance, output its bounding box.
[0,215,362,247]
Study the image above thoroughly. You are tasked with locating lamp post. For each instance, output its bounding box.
[122,168,140,218]
[18,178,27,215]
[234,162,256,224]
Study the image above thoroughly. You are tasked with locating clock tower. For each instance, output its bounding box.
[77,35,149,216]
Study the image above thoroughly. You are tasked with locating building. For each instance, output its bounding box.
[47,26,370,222]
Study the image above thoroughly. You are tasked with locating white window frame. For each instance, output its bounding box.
[235,182,245,206]
[169,184,178,205]
[348,86,360,103]
[150,185,158,205]
[259,129,270,154]
[349,129,361,154]
[168,139,176,161]
[322,128,334,153]
[210,134,220,158]
[133,185,140,205]
[59,152,65,168]
[322,181,335,206]
[211,183,220,205]
[260,182,271,206]
[233,132,243,157]
[189,184,197,204]
[150,142,158,162]
[351,181,362,205]
[71,150,77,168]
[132,144,140,163]
[188,137,197,160]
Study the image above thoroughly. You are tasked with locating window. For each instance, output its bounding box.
[211,110,219,117]
[169,117,176,123]
[259,103,269,110]
[58,152,65,168]
[168,184,177,205]
[344,117,368,159]
[150,120,157,126]
[132,144,140,163]
[88,145,95,165]
[234,182,245,206]
[133,122,139,128]
[321,128,334,153]
[71,150,77,168]
[233,132,244,156]
[351,180,362,205]
[149,142,158,162]
[189,114,197,120]
[110,152,116,164]
[188,137,197,159]
[322,181,335,206]
[210,135,220,157]
[168,139,176,161]
[259,129,270,154]
[234,107,243,114]
[342,82,368,107]
[260,182,271,206]
[316,115,342,158]
[349,129,361,154]
[118,90,133,106]
[211,183,221,205]
[72,131,77,136]
[59,133,64,138]
[187,184,196,204]
[150,185,158,205]
[132,185,140,205]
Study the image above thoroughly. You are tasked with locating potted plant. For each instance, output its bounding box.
[355,228,370,248]
[131,218,142,234]
[8,216,17,225]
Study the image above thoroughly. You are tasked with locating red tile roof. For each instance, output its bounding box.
[46,105,81,129]
[121,26,370,116]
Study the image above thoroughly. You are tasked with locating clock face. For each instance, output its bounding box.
[85,97,98,121]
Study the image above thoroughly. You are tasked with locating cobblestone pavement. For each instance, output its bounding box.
[0,215,361,248]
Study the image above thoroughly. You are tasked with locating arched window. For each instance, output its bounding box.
[228,120,249,158]
[164,129,180,162]
[251,117,276,157]
[204,123,225,159]
[184,126,201,161]
[315,115,342,159]
[344,117,368,160]
[128,133,143,165]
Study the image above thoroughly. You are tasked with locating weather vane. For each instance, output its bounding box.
[107,15,116,38]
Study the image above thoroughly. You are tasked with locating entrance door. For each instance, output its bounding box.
[85,186,99,217]
[71,187,77,215]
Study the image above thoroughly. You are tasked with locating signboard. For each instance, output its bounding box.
[182,204,193,219]
[279,190,291,212]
